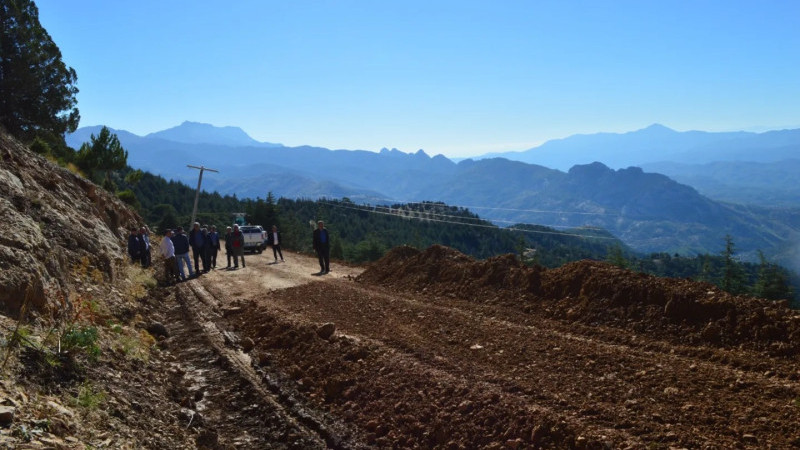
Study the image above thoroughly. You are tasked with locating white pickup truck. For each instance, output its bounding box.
[240,225,266,253]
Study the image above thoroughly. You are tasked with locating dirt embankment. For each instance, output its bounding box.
[0,131,187,449]
[359,245,800,356]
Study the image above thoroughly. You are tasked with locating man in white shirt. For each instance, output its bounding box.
[159,229,180,285]
[267,225,284,263]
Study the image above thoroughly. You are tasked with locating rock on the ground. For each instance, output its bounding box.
[146,322,169,338]
[317,323,336,340]
[0,405,14,425]
[242,337,255,352]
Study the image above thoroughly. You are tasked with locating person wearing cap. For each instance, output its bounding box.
[171,226,194,280]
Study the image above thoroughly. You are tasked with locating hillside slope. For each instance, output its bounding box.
[0,131,139,316]
[642,159,800,206]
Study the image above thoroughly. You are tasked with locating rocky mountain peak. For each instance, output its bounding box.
[145,121,260,147]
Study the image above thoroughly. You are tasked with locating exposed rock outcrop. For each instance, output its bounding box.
[0,130,139,318]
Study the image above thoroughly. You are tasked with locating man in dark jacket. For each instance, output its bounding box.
[171,226,194,280]
[312,221,330,274]
[127,228,141,263]
[209,225,220,269]
[200,227,211,273]
[138,227,151,268]
[189,222,204,275]
[267,225,284,263]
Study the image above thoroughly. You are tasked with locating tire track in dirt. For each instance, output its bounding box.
[159,270,367,449]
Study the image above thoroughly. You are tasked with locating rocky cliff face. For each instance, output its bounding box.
[0,130,139,318]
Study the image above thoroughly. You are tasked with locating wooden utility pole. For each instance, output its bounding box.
[187,165,219,228]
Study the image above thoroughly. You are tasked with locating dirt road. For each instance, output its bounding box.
[168,248,800,449]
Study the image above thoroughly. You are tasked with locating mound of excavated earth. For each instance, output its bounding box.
[359,245,800,356]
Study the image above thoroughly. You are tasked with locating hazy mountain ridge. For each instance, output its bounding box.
[641,159,800,206]
[66,122,457,199]
[65,122,800,270]
[477,124,799,170]
[417,161,792,257]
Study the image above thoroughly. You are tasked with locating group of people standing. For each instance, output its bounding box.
[188,222,221,273]
[135,220,331,285]
[127,226,152,268]
[157,222,229,284]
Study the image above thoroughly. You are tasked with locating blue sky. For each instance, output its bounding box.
[36,0,800,157]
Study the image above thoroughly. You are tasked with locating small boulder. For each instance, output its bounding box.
[196,430,219,448]
[700,322,722,344]
[317,323,336,340]
[48,416,75,436]
[146,322,169,339]
[0,406,15,425]
[241,337,255,352]
[179,408,203,428]
[742,434,758,444]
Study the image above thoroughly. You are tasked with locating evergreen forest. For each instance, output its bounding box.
[103,161,798,305]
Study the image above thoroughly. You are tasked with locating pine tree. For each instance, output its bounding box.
[158,209,180,233]
[75,126,128,189]
[754,251,793,301]
[606,244,629,269]
[264,192,280,227]
[696,255,713,283]
[0,0,79,143]
[720,234,747,295]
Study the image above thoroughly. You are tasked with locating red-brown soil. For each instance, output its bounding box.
[4,244,800,448]
[204,245,800,448]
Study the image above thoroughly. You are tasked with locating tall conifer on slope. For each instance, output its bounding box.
[0,0,79,146]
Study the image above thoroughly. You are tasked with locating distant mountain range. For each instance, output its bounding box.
[475,124,800,206]
[66,121,800,271]
[475,123,800,170]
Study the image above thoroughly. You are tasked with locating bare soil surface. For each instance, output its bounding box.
[140,245,800,449]
[6,245,798,449]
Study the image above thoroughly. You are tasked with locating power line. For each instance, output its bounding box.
[316,200,617,240]
[382,199,623,217]
[359,202,607,230]
[318,198,612,230]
